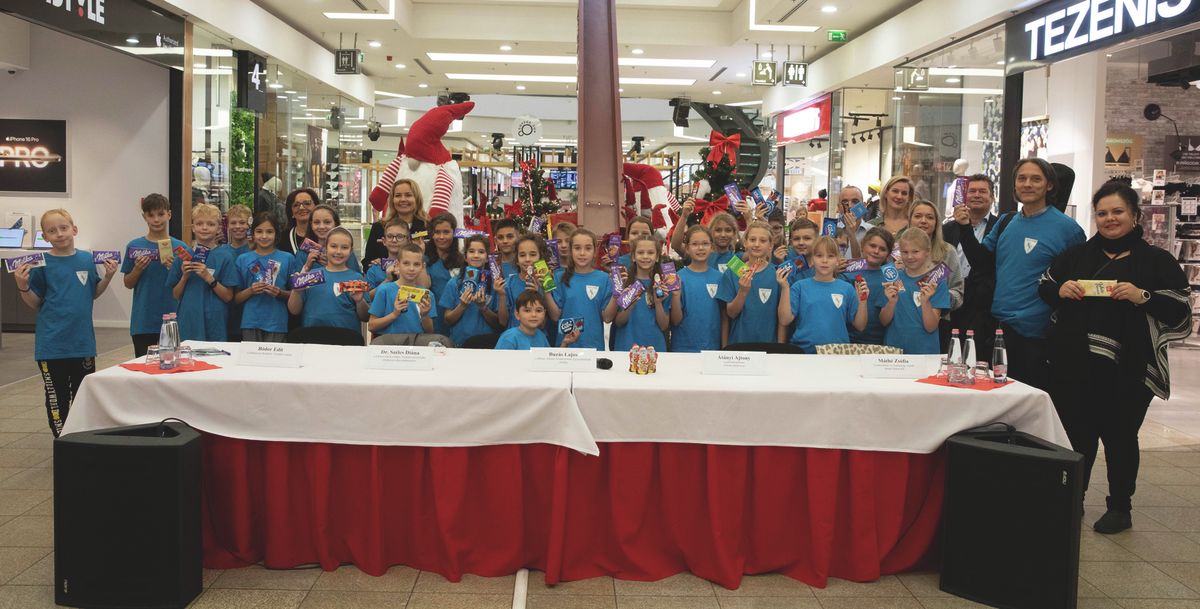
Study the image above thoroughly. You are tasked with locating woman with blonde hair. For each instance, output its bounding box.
[858,176,914,240]
[364,178,429,266]
[906,199,963,312]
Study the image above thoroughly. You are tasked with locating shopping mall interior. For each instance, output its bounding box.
[1,0,1200,608]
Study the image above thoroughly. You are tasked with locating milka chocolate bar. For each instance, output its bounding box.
[91,250,120,264]
[191,245,211,265]
[126,246,159,261]
[4,252,44,272]
[288,269,326,290]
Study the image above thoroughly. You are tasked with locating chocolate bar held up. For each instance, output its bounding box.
[126,246,159,261]
[723,183,745,218]
[173,245,193,263]
[843,258,870,273]
[91,250,121,264]
[725,255,749,278]
[453,227,487,239]
[397,285,428,302]
[333,280,369,297]
[534,260,556,292]
[610,265,626,294]
[657,262,681,292]
[617,280,645,310]
[4,252,45,273]
[299,238,324,255]
[922,262,950,287]
[288,269,326,290]
[192,245,211,265]
[157,239,174,262]
[546,240,561,270]
[488,254,504,282]
[558,317,585,336]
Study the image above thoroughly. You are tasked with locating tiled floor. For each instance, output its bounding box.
[2,346,1200,608]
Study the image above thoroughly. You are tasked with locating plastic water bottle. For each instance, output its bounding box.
[943,329,962,377]
[158,314,177,370]
[992,329,1008,384]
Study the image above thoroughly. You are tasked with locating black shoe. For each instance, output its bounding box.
[1093,509,1132,534]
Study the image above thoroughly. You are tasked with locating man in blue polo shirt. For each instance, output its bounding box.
[956,158,1084,391]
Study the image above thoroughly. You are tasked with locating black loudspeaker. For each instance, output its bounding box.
[940,431,1084,609]
[54,422,202,609]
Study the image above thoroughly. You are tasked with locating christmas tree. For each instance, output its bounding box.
[692,138,738,200]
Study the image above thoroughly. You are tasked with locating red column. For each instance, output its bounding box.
[575,0,621,234]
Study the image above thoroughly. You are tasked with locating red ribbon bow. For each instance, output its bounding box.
[707,132,741,167]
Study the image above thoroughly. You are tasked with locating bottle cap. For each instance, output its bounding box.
[996,329,1004,335]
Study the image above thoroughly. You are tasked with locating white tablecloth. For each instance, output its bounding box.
[571,353,1069,454]
[61,342,600,455]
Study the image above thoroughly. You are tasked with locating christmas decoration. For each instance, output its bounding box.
[368,101,475,224]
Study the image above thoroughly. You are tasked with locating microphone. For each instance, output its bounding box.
[596,358,613,370]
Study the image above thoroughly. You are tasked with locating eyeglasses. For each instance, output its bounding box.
[294,200,316,208]
[384,234,409,241]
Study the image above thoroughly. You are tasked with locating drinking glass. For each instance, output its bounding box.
[145,345,160,365]
[178,346,193,369]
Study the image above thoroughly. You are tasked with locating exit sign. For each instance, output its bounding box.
[828,30,848,43]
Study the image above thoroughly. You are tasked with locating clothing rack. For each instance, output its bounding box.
[1158,181,1200,349]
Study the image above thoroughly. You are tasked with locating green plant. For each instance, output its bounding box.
[230,106,256,207]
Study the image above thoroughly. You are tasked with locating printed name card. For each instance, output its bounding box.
[859,354,938,378]
[365,345,434,370]
[239,343,305,368]
[530,348,597,372]
[700,350,768,376]
[1077,279,1117,297]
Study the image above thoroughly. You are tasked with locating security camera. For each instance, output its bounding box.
[329,106,344,130]
[367,121,381,141]
[6,70,15,75]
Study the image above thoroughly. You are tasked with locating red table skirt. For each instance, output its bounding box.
[200,435,944,588]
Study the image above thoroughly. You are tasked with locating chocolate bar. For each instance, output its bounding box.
[610,265,626,293]
[173,245,192,263]
[528,216,547,235]
[1078,279,1118,297]
[453,227,486,238]
[843,258,870,273]
[950,176,969,208]
[127,246,159,261]
[546,240,561,269]
[922,262,950,286]
[882,264,900,283]
[849,201,869,219]
[488,254,503,281]
[723,183,744,217]
[397,285,428,302]
[157,239,174,261]
[617,280,645,310]
[333,280,369,296]
[725,255,748,278]
[534,260,556,292]
[91,250,120,264]
[192,245,211,265]
[4,252,44,272]
[299,238,323,255]
[821,218,839,237]
[558,317,585,336]
[411,231,428,240]
[288,269,326,290]
[891,246,902,261]
[657,262,681,292]
[749,187,775,217]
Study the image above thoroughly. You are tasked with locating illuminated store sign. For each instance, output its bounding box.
[1007,0,1200,69]
[776,95,831,145]
[3,0,185,69]
[0,120,67,194]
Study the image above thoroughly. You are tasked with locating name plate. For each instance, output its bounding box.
[530,348,597,372]
[365,345,434,370]
[700,350,768,376]
[860,354,938,378]
[1077,279,1117,297]
[239,342,305,368]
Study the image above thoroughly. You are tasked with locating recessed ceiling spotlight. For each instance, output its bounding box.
[631,48,644,55]
[821,5,837,12]
[618,88,624,92]
[268,83,283,89]
[516,85,526,90]
[712,90,722,95]
[125,36,139,44]
[946,77,961,83]
[499,44,513,51]
[193,62,205,69]
[298,96,307,100]
[736,72,746,78]
[996,60,1005,65]
[368,40,382,48]
[892,96,902,101]
[760,51,772,59]
[395,63,406,69]
[418,83,428,88]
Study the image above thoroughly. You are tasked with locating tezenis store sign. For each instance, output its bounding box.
[1007,0,1200,69]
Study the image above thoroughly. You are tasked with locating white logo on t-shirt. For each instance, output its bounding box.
[913,291,923,307]
[718,263,728,273]
[758,288,772,304]
[450,268,461,277]
[585,285,599,300]
[1024,237,1038,254]
[76,271,88,285]
[706,283,718,298]
[831,293,844,308]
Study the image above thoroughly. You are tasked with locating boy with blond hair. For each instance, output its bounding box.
[167,203,238,341]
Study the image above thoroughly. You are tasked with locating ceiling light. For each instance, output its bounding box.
[268,83,283,89]
[761,51,772,59]
[499,44,513,51]
[748,0,820,32]
[425,53,714,68]
[285,90,297,94]
[712,90,722,95]
[125,36,139,44]
[821,5,838,12]
[374,90,413,99]
[194,48,234,57]
[324,0,396,20]
[929,67,1003,77]
[945,77,961,83]
[621,77,695,85]
[516,85,526,90]
[736,72,746,78]
[894,86,1002,95]
[418,83,429,88]
[618,88,624,93]
[368,40,382,48]
[278,96,288,100]
[193,62,205,68]
[632,48,645,55]
[727,100,762,106]
[298,96,307,100]
[892,96,902,100]
[444,73,695,86]
[996,60,1005,65]
[394,63,406,69]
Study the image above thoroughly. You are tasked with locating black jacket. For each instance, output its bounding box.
[943,215,999,326]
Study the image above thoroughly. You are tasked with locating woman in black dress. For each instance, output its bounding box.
[278,188,321,254]
[363,178,429,267]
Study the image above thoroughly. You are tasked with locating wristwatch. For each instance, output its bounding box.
[1138,289,1151,305]
[207,276,219,288]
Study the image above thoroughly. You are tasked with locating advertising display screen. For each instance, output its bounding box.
[0,119,67,193]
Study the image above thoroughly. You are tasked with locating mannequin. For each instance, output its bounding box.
[944,159,969,217]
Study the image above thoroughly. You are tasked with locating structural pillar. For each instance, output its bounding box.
[575,0,622,234]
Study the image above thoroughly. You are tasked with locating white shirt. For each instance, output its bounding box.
[957,219,988,278]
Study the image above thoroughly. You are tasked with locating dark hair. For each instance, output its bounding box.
[310,203,341,226]
[513,233,551,268]
[141,193,170,214]
[1092,181,1142,221]
[862,226,895,253]
[425,213,464,269]
[766,209,785,224]
[284,188,321,229]
[492,218,521,235]
[788,217,819,235]
[459,234,493,293]
[561,228,597,287]
[1013,158,1058,199]
[250,212,279,237]
[967,173,995,196]
[515,289,547,312]
[625,236,664,283]
[626,215,654,237]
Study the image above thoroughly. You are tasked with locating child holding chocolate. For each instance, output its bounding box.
[781,217,819,285]
[369,243,436,335]
[13,209,118,437]
[425,213,463,336]
[778,236,868,353]
[121,193,185,356]
[492,219,522,280]
[288,227,369,331]
[440,234,501,346]
[498,234,561,329]
[167,203,236,341]
[839,227,894,345]
[495,291,579,350]
[552,229,618,349]
[299,204,363,274]
[615,215,654,268]
[366,218,409,301]
[669,225,723,352]
[216,204,252,341]
[716,221,782,346]
[612,236,670,351]
[880,229,950,354]
[234,213,296,342]
[708,212,741,272]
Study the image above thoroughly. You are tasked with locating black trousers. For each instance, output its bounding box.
[999,323,1048,392]
[37,357,95,437]
[132,333,158,358]
[1053,361,1153,512]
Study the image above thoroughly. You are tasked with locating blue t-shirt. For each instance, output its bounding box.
[885,271,951,355]
[613,278,670,352]
[439,272,499,346]
[369,281,437,334]
[840,267,888,345]
[300,268,365,331]
[165,243,237,342]
[503,273,534,330]
[670,266,723,353]
[787,277,859,353]
[716,258,781,345]
[365,262,389,291]
[214,244,249,335]
[552,268,612,350]
[711,250,737,274]
[122,236,185,335]
[982,207,1085,338]
[427,258,455,335]
[29,250,99,360]
[495,326,550,350]
[235,249,295,333]
[501,260,519,282]
[784,256,815,285]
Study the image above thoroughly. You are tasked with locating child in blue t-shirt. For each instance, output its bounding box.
[881,229,951,354]
[612,236,671,351]
[716,222,782,346]
[121,193,185,356]
[498,234,561,330]
[496,291,580,350]
[215,204,252,341]
[778,236,869,353]
[615,215,654,268]
[669,225,723,352]
[167,203,236,342]
[296,204,363,274]
[425,213,462,336]
[708,212,740,273]
[287,227,369,332]
[366,218,409,301]
[552,229,618,349]
[234,213,295,343]
[492,218,522,280]
[14,209,118,436]
[783,217,818,285]
[369,243,436,336]
[840,227,893,345]
[439,235,501,346]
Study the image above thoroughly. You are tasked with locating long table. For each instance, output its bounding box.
[61,343,1069,588]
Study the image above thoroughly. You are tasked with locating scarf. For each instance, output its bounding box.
[1095,224,1144,254]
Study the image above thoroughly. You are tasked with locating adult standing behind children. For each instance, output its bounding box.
[944,174,1000,356]
[121,194,185,357]
[14,209,119,436]
[364,179,429,267]
[955,158,1085,391]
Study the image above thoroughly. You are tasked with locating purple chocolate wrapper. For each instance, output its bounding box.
[528,216,547,234]
[288,269,326,290]
[453,228,486,238]
[91,250,120,264]
[546,240,561,269]
[192,245,211,264]
[658,262,681,292]
[617,281,645,310]
[843,258,870,273]
[126,247,159,261]
[299,238,323,254]
[4,252,44,272]
[610,265,625,293]
[488,254,503,280]
[924,262,950,285]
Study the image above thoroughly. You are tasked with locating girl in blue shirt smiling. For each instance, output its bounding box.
[778,236,869,353]
[669,224,723,352]
[716,221,782,345]
[552,229,618,349]
[234,213,296,343]
[612,236,670,351]
[424,213,463,336]
[881,229,951,354]
[440,234,501,346]
[287,227,369,332]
